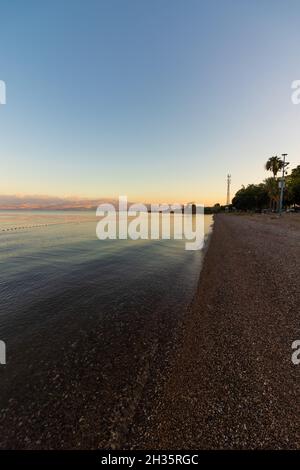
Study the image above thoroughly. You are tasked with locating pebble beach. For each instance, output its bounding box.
[128,213,300,449]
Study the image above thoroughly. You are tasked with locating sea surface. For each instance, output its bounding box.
[0,210,213,448]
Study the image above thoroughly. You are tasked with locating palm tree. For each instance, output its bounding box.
[264,177,279,211]
[265,156,283,177]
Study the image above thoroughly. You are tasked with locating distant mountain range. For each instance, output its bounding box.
[0,195,207,211]
[0,195,119,210]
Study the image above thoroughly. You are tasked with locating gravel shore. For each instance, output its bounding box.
[128,214,300,449]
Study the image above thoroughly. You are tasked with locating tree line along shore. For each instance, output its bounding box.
[205,157,300,214]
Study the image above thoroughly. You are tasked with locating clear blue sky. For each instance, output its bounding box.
[0,0,299,204]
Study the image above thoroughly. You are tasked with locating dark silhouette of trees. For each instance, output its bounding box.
[286,165,300,206]
[265,156,283,177]
[232,164,300,212]
[232,184,269,211]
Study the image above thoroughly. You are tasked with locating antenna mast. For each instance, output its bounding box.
[226,174,231,206]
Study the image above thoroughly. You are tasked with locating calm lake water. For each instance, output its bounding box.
[0,210,213,448]
[0,210,213,339]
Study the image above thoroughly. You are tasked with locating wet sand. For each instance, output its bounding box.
[128,214,300,449]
